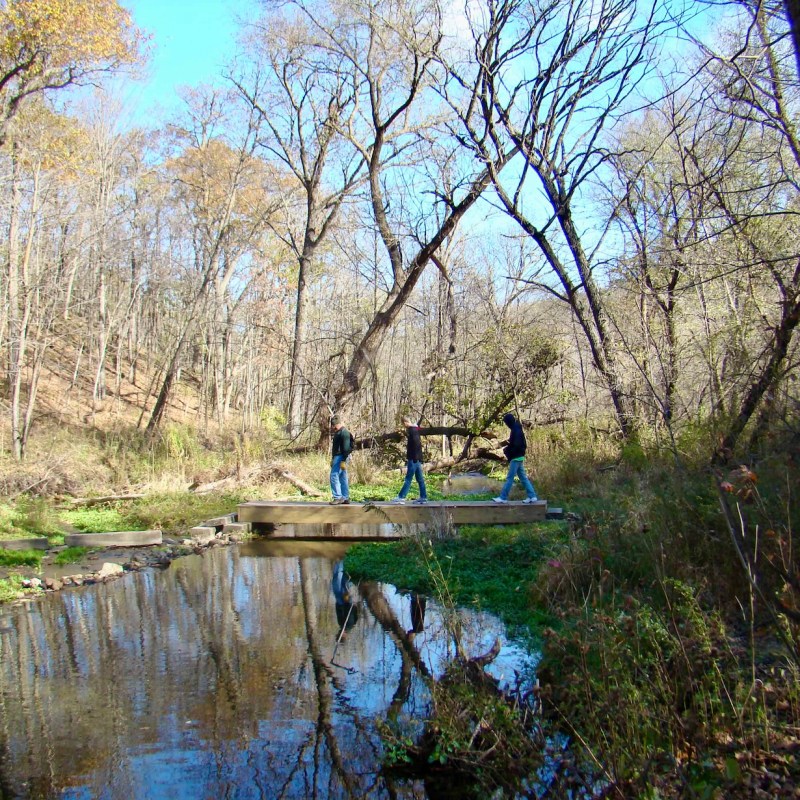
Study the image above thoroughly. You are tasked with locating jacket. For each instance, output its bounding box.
[502,414,527,461]
[406,425,424,462]
[332,428,353,459]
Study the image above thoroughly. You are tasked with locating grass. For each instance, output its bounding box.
[346,522,567,636]
[0,574,37,603]
[0,490,251,540]
[0,549,42,568]
[53,547,91,565]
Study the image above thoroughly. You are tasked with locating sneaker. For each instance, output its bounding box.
[413,498,428,505]
[492,497,507,504]
[390,497,406,505]
[523,497,539,504]
[330,498,344,505]
[342,499,351,505]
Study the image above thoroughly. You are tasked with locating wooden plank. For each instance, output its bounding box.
[237,500,547,527]
[64,530,163,547]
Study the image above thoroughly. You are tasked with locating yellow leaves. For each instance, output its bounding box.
[169,138,283,229]
[0,0,143,75]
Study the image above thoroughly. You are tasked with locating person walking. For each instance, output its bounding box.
[493,412,538,504]
[390,415,428,505]
[330,415,353,504]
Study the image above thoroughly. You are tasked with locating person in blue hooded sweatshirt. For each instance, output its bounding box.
[493,412,539,504]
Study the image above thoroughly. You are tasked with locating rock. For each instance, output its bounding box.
[189,526,216,545]
[97,563,124,580]
[45,578,64,591]
[22,577,43,589]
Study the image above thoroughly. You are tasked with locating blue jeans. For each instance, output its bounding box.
[499,460,537,500]
[330,455,350,499]
[399,460,427,500]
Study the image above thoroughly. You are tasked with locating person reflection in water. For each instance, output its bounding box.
[332,560,358,640]
[408,592,426,639]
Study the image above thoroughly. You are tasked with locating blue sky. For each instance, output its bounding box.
[119,0,260,120]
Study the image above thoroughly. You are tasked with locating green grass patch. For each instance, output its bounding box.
[346,522,567,636]
[0,549,42,568]
[53,547,91,566]
[0,574,33,603]
[61,506,139,533]
[60,491,247,534]
[0,498,64,539]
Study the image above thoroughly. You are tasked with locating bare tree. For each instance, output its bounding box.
[685,1,800,461]
[231,13,366,436]
[285,0,517,434]
[145,89,280,434]
[442,0,674,438]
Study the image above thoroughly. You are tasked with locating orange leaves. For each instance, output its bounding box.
[719,465,759,502]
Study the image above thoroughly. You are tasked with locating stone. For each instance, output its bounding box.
[45,578,64,591]
[223,522,251,536]
[188,526,216,545]
[64,530,162,547]
[97,563,124,580]
[203,513,237,528]
[0,537,49,551]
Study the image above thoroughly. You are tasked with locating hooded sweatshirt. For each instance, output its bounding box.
[502,413,527,461]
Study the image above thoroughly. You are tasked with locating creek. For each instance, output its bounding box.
[0,535,536,799]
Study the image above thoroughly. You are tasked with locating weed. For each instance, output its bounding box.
[11,497,63,537]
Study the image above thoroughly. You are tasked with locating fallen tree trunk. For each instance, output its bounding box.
[353,426,495,450]
[263,465,324,497]
[67,492,147,506]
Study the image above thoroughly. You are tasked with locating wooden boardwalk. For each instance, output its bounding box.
[238,499,548,531]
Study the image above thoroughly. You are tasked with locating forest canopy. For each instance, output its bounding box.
[0,0,797,467]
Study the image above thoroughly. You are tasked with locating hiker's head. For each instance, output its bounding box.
[331,415,343,430]
[502,412,516,427]
[401,415,415,427]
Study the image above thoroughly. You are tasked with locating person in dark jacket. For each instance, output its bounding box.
[330,415,353,504]
[332,560,358,638]
[493,412,538,503]
[390,415,428,504]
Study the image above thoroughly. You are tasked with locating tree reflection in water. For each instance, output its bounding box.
[0,541,532,799]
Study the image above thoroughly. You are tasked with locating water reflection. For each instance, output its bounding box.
[0,544,534,799]
[440,473,502,496]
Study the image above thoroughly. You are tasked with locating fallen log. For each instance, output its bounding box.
[67,493,146,506]
[263,465,324,497]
